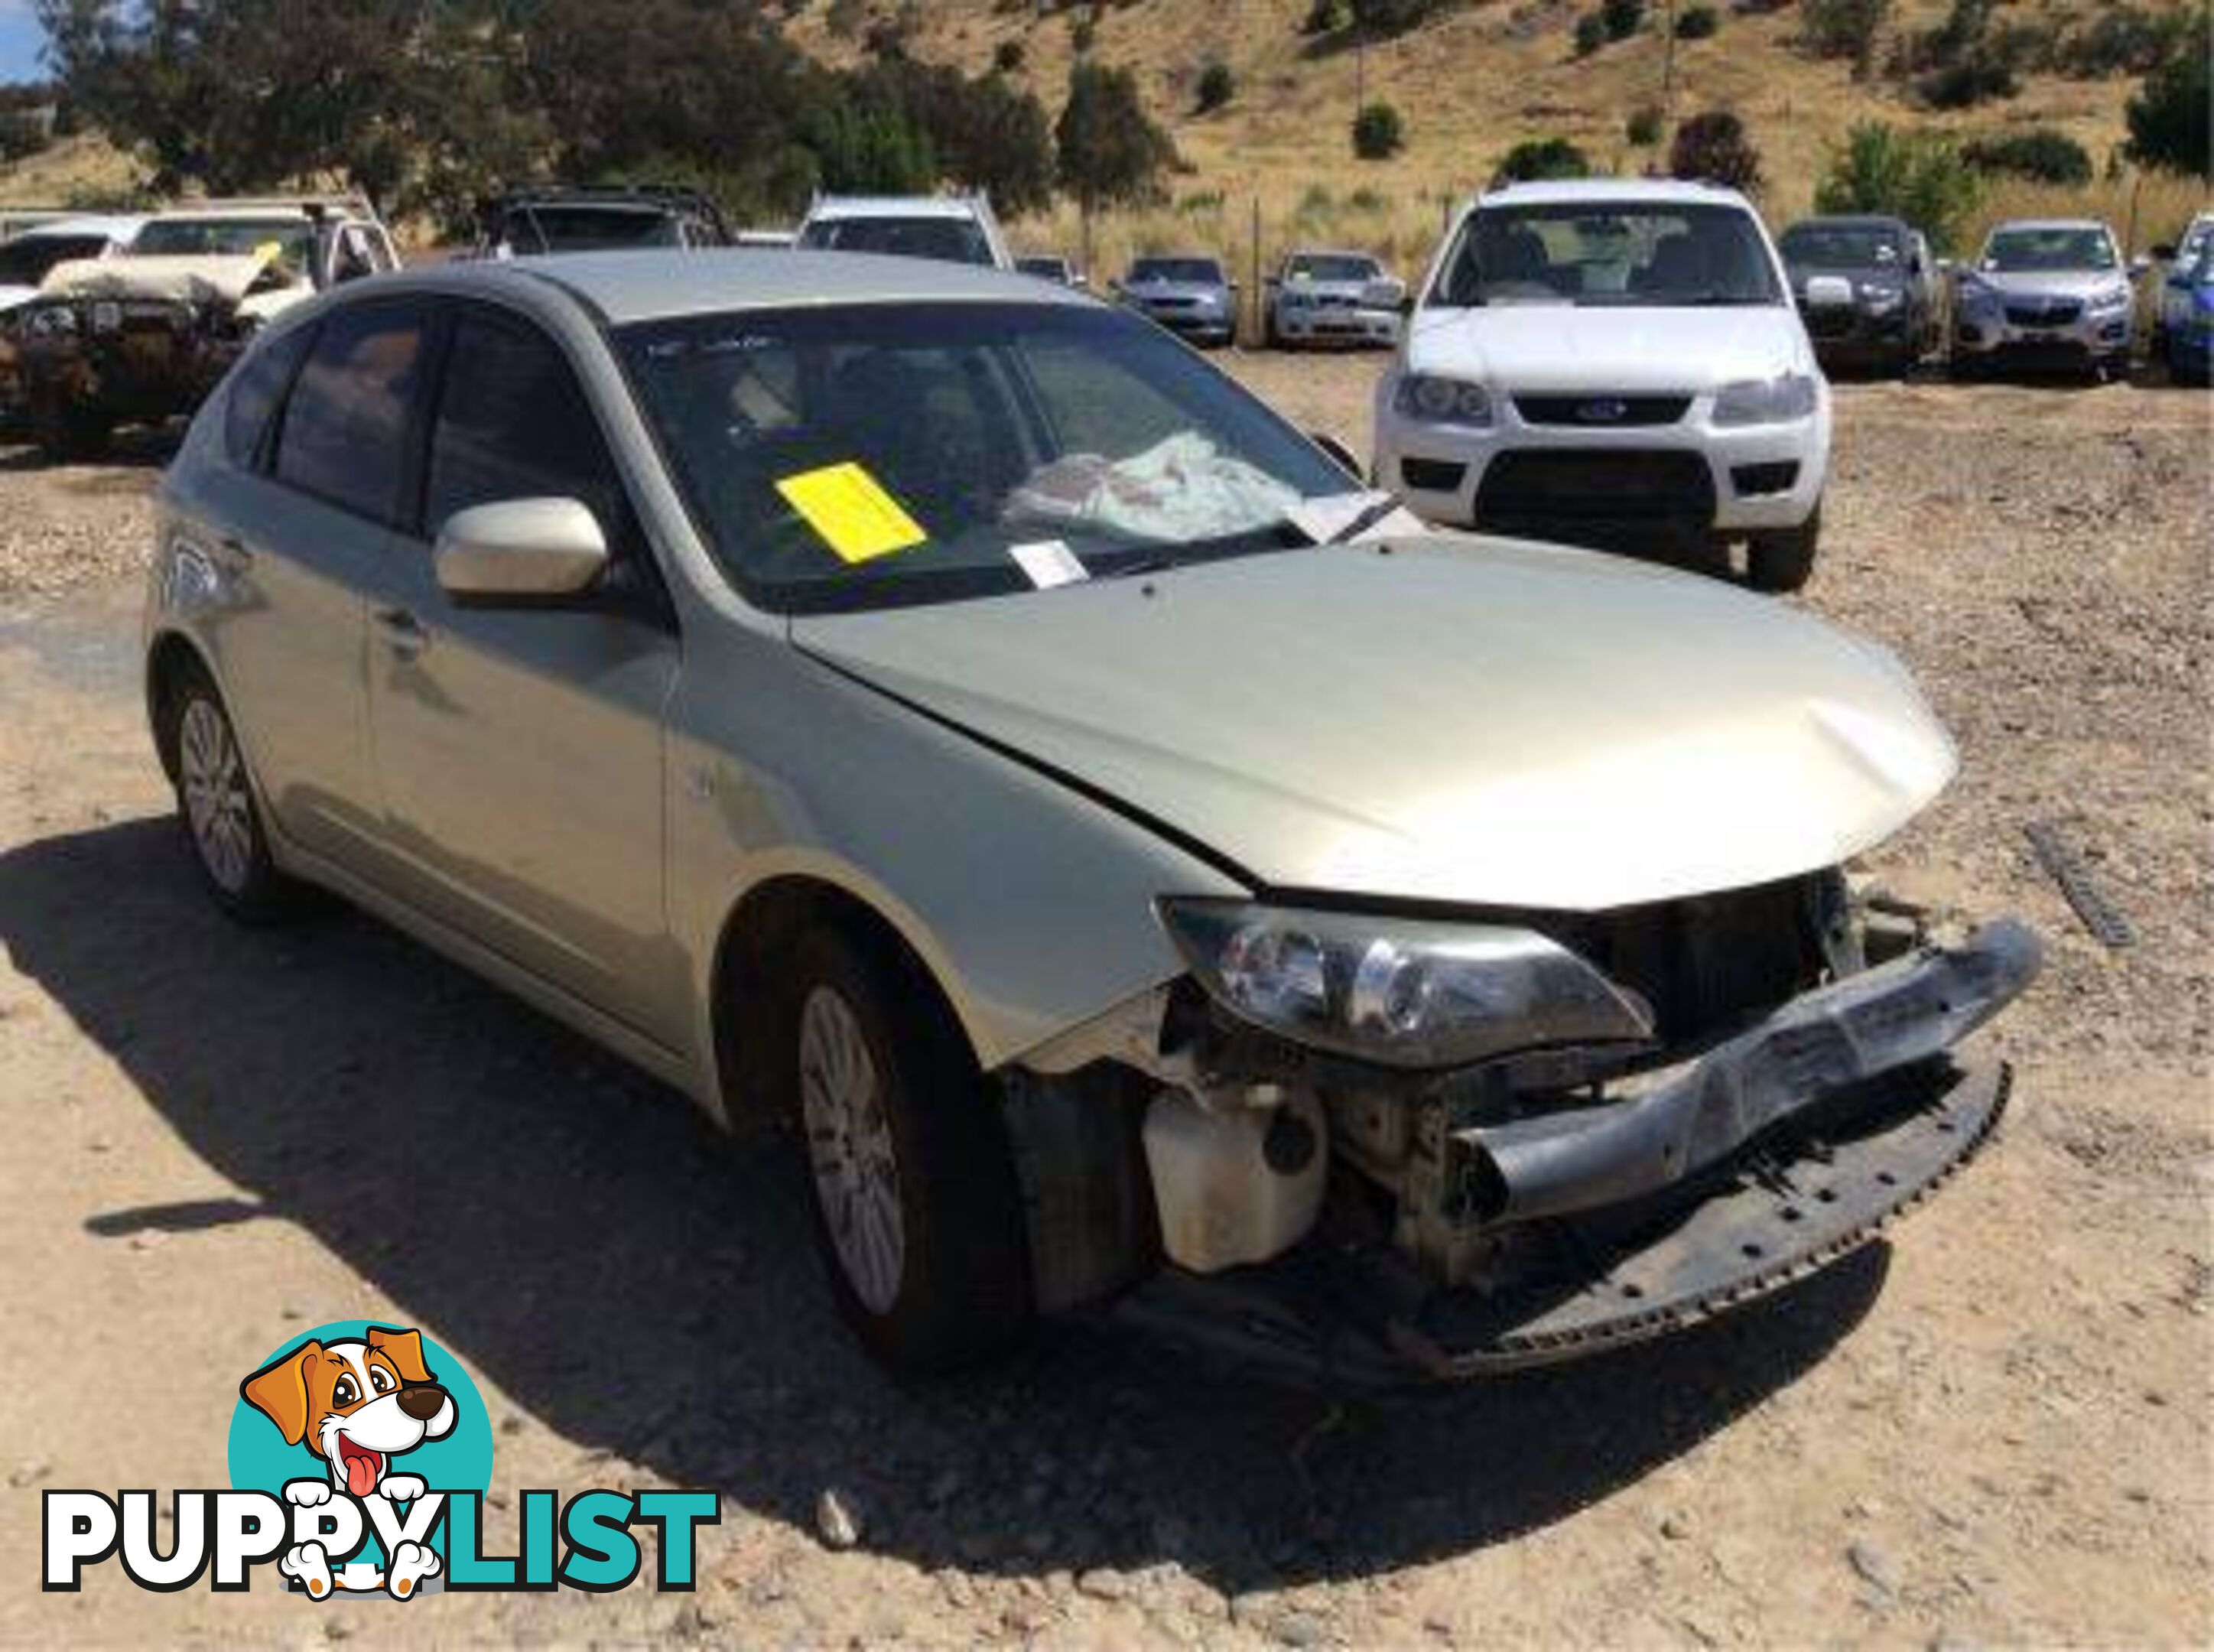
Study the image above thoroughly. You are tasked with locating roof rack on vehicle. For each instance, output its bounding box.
[168,193,377,217]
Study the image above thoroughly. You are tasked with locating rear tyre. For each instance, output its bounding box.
[791,926,1032,1374]
[161,662,296,923]
[1747,504,1821,594]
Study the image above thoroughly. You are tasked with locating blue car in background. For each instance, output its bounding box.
[2157,233,2213,385]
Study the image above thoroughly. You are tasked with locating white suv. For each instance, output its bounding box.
[795,193,1011,270]
[1374,180,1830,591]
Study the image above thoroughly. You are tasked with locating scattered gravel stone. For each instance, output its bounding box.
[1078,1567,1133,1601]
[1848,1541,1901,1598]
[814,1488,860,1551]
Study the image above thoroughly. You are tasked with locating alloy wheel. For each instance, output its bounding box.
[799,984,905,1313]
[178,697,255,894]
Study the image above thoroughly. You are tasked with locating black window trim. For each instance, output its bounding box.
[235,318,320,476]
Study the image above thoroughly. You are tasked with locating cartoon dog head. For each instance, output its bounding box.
[241,1327,456,1498]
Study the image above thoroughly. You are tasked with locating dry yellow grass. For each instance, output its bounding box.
[0,131,143,210]
[796,0,2206,281]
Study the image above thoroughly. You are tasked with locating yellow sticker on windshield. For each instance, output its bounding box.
[775,462,927,564]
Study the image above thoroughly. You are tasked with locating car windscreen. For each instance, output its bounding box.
[1284,254,1380,283]
[1982,227,2115,273]
[619,301,1351,615]
[500,204,684,253]
[1016,257,1067,278]
[1130,259,1222,284]
[1433,201,1783,307]
[134,217,317,270]
[797,216,993,265]
[0,233,112,285]
[1778,223,1900,270]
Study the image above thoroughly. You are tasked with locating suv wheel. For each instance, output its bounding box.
[1747,505,1821,594]
[163,664,294,922]
[791,927,1032,1373]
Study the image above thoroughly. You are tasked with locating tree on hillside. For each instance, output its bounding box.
[1814,122,1982,251]
[1798,0,1888,78]
[1491,136,1591,187]
[1055,60,1175,265]
[1669,109,1762,193]
[2124,20,2211,178]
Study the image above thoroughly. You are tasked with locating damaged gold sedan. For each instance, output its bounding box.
[144,252,2037,1380]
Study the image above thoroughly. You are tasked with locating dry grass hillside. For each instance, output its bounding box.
[792,0,2206,278]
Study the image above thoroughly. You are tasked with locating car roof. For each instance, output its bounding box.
[1987,218,2111,236]
[804,196,983,221]
[15,213,145,240]
[1283,247,1380,261]
[388,249,1094,325]
[1783,214,1908,232]
[1131,252,1222,264]
[1478,178,1753,209]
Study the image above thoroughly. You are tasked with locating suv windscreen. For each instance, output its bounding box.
[1129,259,1221,284]
[620,301,1349,615]
[1982,227,2115,273]
[135,217,317,271]
[798,216,993,265]
[1435,201,1783,307]
[1779,223,1900,269]
[1283,254,1379,282]
[498,204,685,253]
[0,233,113,285]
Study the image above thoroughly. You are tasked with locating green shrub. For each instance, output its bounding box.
[1675,6,1718,41]
[1669,109,1762,192]
[1625,103,1663,146]
[1195,60,1234,112]
[1815,122,1983,251]
[1492,135,1592,187]
[1602,0,1644,40]
[1799,0,1887,75]
[2125,21,2212,178]
[1573,11,1608,54]
[1071,16,1095,51]
[1352,99,1406,160]
[993,39,1026,73]
[1961,128,2092,185]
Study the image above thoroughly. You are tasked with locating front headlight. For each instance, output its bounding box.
[1712,371,1819,427]
[1859,283,1903,312]
[1391,372,1493,427]
[1956,278,1998,313]
[2085,283,2132,313]
[24,304,76,338]
[1159,899,1653,1070]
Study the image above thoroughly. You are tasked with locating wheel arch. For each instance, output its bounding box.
[707,871,981,1127]
[145,627,219,784]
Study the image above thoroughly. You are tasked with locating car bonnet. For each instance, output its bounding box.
[790,536,1956,911]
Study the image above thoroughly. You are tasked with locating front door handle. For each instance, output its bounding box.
[374,606,428,659]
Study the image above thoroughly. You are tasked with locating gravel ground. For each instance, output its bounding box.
[0,368,2207,1648]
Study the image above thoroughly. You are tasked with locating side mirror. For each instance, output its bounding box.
[1397,291,1417,316]
[435,497,609,603]
[1309,431,1362,476]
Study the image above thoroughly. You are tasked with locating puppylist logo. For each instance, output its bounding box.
[43,1321,719,1600]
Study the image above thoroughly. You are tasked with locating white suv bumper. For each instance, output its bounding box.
[1373,381,1829,538]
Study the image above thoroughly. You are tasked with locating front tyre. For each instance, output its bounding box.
[1747,503,1821,594]
[792,928,1032,1374]
[163,664,294,923]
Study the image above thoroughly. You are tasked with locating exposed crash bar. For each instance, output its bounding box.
[1461,919,2043,1224]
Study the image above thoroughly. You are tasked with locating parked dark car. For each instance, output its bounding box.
[1779,215,1941,376]
[475,184,733,256]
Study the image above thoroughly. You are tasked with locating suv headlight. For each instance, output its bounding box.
[1391,373,1493,427]
[1858,283,1903,311]
[1159,899,1653,1070]
[24,304,76,337]
[1712,371,1819,427]
[2085,282,2132,313]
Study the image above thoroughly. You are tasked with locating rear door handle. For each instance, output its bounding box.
[374,606,428,659]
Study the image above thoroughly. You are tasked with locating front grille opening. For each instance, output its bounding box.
[1474,450,1715,532]
[1731,461,1800,497]
[1512,393,1692,428]
[1400,456,1468,493]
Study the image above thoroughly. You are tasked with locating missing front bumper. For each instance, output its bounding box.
[1114,1055,2011,1383]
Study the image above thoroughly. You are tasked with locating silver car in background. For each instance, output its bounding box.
[1112,254,1237,348]
[145,252,2035,1380]
[1951,218,2146,379]
[1263,248,1403,349]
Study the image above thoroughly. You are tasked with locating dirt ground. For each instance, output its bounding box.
[0,366,2207,1649]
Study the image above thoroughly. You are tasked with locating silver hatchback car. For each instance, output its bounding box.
[146,252,2036,1379]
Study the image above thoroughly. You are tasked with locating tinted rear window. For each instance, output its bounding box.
[223,325,314,469]
[271,305,426,523]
